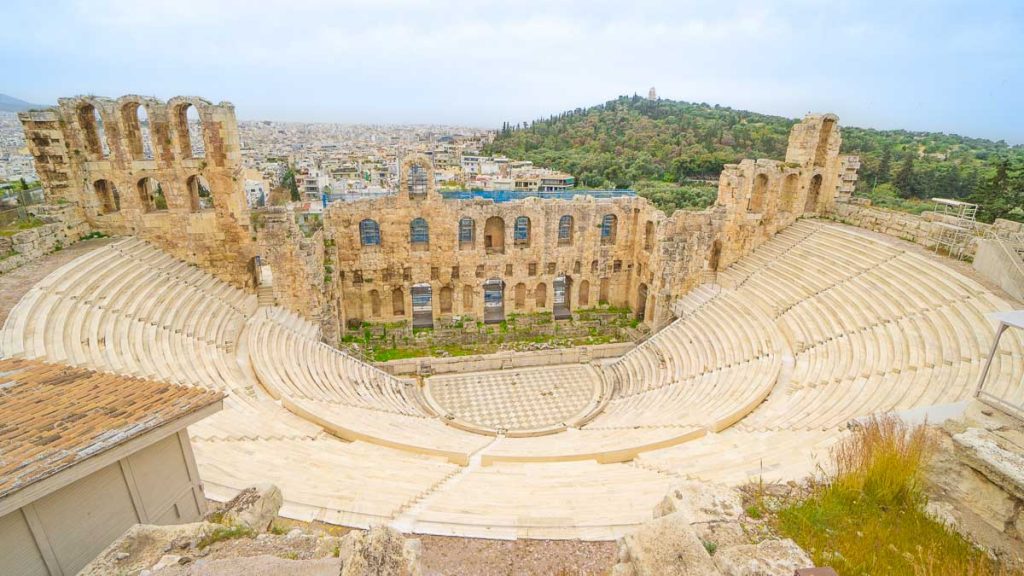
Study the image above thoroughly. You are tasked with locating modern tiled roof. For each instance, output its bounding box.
[0,358,222,500]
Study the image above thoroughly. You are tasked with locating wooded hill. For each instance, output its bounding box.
[485,95,1023,223]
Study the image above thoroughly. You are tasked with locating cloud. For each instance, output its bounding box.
[1,0,1021,141]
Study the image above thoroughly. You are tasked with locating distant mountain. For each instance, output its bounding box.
[0,94,47,113]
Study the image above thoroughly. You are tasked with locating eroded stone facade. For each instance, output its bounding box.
[19,95,256,287]
[20,99,858,337]
[327,115,858,333]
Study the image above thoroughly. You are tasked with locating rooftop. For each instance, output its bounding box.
[441,189,636,203]
[0,358,222,500]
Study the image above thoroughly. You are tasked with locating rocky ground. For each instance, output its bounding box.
[79,480,821,576]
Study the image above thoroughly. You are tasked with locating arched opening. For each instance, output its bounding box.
[360,219,381,246]
[644,221,655,251]
[176,103,205,159]
[369,290,381,318]
[599,278,610,304]
[439,286,453,314]
[813,118,835,167]
[514,216,531,247]
[578,279,590,307]
[123,103,153,161]
[407,163,428,199]
[484,216,505,254]
[411,283,433,328]
[462,285,474,312]
[187,174,213,211]
[708,240,722,272]
[781,173,799,213]
[391,287,405,316]
[750,173,768,213]
[93,179,120,214]
[483,278,504,323]
[459,217,475,248]
[137,177,166,212]
[636,283,649,322]
[590,260,598,273]
[410,218,429,247]
[77,103,108,160]
[557,215,573,246]
[514,282,526,309]
[805,174,823,213]
[553,275,573,319]
[535,282,547,309]
[600,214,617,245]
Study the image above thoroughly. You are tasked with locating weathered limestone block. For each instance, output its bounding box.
[655,481,744,523]
[618,512,721,576]
[953,428,1024,501]
[713,539,814,576]
[339,525,421,576]
[217,483,283,532]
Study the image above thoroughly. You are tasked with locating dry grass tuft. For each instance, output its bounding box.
[775,415,1021,576]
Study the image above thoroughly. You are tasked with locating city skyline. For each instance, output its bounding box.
[2,0,1023,143]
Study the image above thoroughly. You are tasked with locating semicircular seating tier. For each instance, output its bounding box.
[2,219,1022,541]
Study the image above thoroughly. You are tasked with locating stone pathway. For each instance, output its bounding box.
[0,238,115,325]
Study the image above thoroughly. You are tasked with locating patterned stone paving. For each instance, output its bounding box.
[426,365,600,432]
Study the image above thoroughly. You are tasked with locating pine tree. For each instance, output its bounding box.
[876,147,891,184]
[894,151,916,198]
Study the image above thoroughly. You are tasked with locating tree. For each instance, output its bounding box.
[876,147,891,185]
[281,169,300,202]
[893,152,916,198]
[19,177,28,191]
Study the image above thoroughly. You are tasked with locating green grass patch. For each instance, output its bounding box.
[0,216,45,237]
[775,417,1017,576]
[197,524,254,549]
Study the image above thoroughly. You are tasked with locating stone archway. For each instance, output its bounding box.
[553,274,573,319]
[636,283,649,322]
[483,278,504,324]
[805,174,823,213]
[484,217,505,254]
[411,283,433,328]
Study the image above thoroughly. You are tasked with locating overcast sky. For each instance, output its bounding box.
[2,0,1022,142]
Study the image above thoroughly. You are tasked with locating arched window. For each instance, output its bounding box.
[557,215,573,245]
[187,174,213,211]
[439,286,453,314]
[805,174,823,213]
[407,164,428,198]
[514,283,526,309]
[459,217,475,246]
[484,216,505,253]
[591,260,598,273]
[781,173,799,213]
[599,278,610,304]
[122,103,154,161]
[392,287,405,316]
[644,221,655,251]
[359,219,381,246]
[176,103,206,159]
[535,283,547,308]
[410,218,429,245]
[369,290,381,317]
[514,216,531,246]
[600,214,617,244]
[93,179,120,214]
[137,177,166,212]
[749,173,768,213]
[77,103,108,160]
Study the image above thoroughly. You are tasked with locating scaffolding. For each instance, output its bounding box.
[929,198,977,261]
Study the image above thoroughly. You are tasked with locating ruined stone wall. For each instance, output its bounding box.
[323,115,857,336]
[0,204,90,274]
[19,95,256,288]
[255,208,326,321]
[326,189,650,331]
